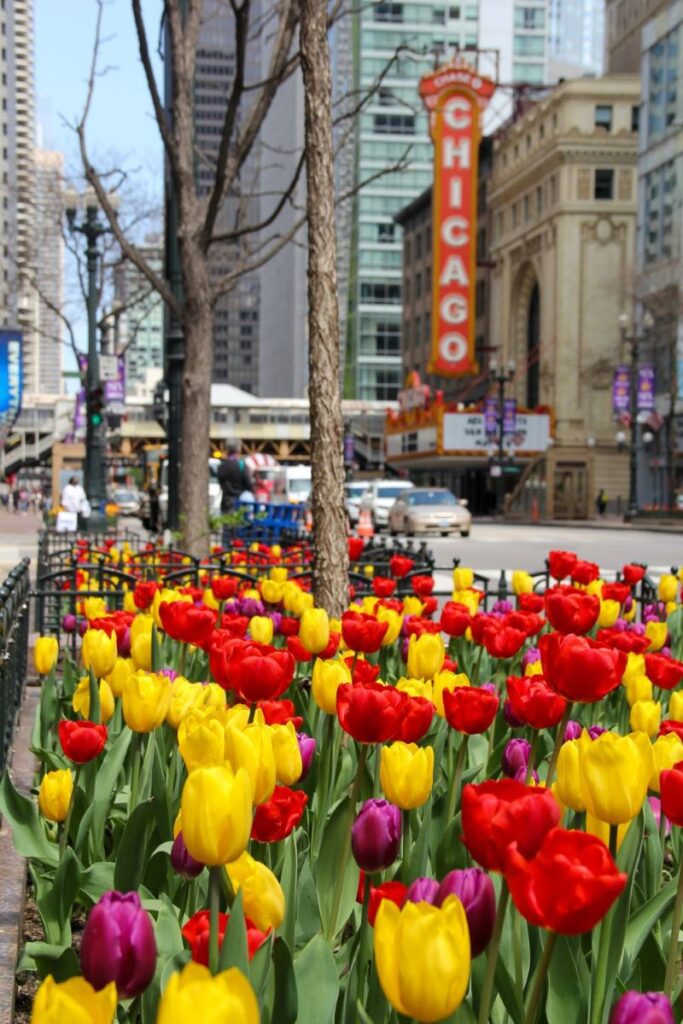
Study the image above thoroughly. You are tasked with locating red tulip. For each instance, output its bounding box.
[344,656,381,685]
[158,601,217,648]
[596,628,650,655]
[443,686,499,734]
[389,554,414,578]
[372,577,397,598]
[518,592,545,613]
[539,632,627,703]
[227,642,296,703]
[357,873,409,926]
[660,760,683,827]
[601,582,631,606]
[182,910,269,965]
[645,653,683,691]
[505,611,545,638]
[348,537,365,562]
[461,780,560,872]
[59,719,108,764]
[505,675,567,729]
[286,636,314,663]
[548,550,578,581]
[257,699,303,729]
[394,695,435,742]
[545,586,600,635]
[470,614,500,645]
[660,721,683,742]
[90,612,134,649]
[278,616,301,637]
[251,786,308,842]
[411,575,435,597]
[421,596,439,618]
[622,563,645,586]
[133,581,159,610]
[218,614,249,638]
[211,576,239,601]
[482,626,527,660]
[336,682,407,743]
[505,828,627,934]
[341,611,388,654]
[570,560,600,585]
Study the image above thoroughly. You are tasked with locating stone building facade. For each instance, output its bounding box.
[488,74,641,517]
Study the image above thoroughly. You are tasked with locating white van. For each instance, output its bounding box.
[271,464,312,505]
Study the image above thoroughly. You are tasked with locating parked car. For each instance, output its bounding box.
[388,487,472,537]
[345,481,369,525]
[110,487,141,517]
[359,479,414,530]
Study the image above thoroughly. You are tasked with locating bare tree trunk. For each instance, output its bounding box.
[299,0,349,616]
[179,298,213,557]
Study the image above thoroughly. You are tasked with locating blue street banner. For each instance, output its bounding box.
[637,365,655,411]
[503,398,517,435]
[0,330,23,425]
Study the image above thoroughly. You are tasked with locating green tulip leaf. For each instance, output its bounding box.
[546,934,588,1024]
[23,941,80,983]
[114,797,156,892]
[218,887,249,975]
[91,726,133,857]
[296,859,322,946]
[155,893,185,963]
[0,771,58,867]
[249,933,274,1001]
[294,934,338,1024]
[39,671,59,751]
[316,796,359,938]
[622,876,677,975]
[79,860,116,904]
[37,848,81,946]
[279,832,298,953]
[272,937,298,1024]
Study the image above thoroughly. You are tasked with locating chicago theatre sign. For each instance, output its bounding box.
[419,62,496,377]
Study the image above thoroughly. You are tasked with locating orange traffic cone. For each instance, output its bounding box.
[305,506,313,532]
[357,507,374,539]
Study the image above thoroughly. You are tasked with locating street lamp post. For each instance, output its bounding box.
[66,202,109,532]
[489,357,516,517]
[619,310,654,522]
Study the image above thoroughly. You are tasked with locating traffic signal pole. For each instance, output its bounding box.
[83,205,108,531]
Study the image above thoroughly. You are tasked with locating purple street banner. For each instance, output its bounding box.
[503,398,517,435]
[104,357,126,405]
[637,365,655,411]
[484,397,498,438]
[344,434,355,462]
[612,365,630,414]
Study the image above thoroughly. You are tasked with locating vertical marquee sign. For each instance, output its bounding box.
[419,62,496,377]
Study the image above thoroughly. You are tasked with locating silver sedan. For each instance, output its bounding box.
[388,488,472,538]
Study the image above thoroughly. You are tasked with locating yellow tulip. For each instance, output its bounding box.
[181,765,252,865]
[122,670,172,732]
[407,633,445,681]
[658,573,678,603]
[298,607,330,654]
[645,621,667,652]
[669,690,683,722]
[630,699,661,737]
[623,602,637,622]
[586,580,604,598]
[403,595,425,617]
[224,722,276,804]
[166,677,199,730]
[524,660,543,676]
[396,676,434,701]
[73,675,115,723]
[152,587,191,630]
[585,813,632,852]
[374,896,471,1023]
[380,742,434,809]
[292,590,314,616]
[178,711,226,772]
[226,851,285,930]
[268,721,302,785]
[32,975,117,1024]
[579,731,653,824]
[261,579,284,604]
[453,567,474,591]
[597,599,621,629]
[376,605,403,646]
[650,733,683,792]
[123,591,137,613]
[250,615,274,645]
[34,636,59,676]
[622,652,645,686]
[130,615,154,671]
[203,589,220,612]
[105,657,135,699]
[270,566,288,583]
[312,658,351,715]
[433,671,470,717]
[364,564,375,579]
[157,963,258,1024]
[224,703,251,731]
[81,629,117,679]
[453,589,480,614]
[624,674,653,706]
[82,597,107,621]
[553,735,588,813]
[512,570,533,596]
[38,770,74,822]
[131,613,154,645]
[195,681,227,715]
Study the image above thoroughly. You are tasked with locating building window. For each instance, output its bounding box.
[496,211,504,238]
[631,105,640,132]
[374,2,403,21]
[513,62,545,83]
[512,202,519,228]
[465,4,477,18]
[645,159,678,264]
[373,113,415,135]
[514,6,545,28]
[648,26,680,141]
[378,88,394,106]
[594,105,613,132]
[432,8,446,23]
[514,35,545,57]
[378,222,395,242]
[449,5,460,17]
[360,282,401,304]
[550,174,558,204]
[416,232,422,259]
[594,169,614,199]
[524,194,531,221]
[376,323,401,354]
[536,185,542,215]
[415,272,422,298]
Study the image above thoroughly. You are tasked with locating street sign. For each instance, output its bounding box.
[100,355,119,382]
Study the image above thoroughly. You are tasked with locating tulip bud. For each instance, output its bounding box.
[38,769,74,822]
[588,724,607,740]
[503,699,524,728]
[156,962,259,1021]
[564,720,582,741]
[501,738,531,778]
[380,742,434,810]
[81,628,118,679]
[34,636,59,676]
[81,891,156,999]
[296,732,316,779]
[513,765,539,784]
[608,991,674,1024]
[171,831,204,879]
[403,877,440,905]
[521,646,540,669]
[32,976,117,1022]
[299,607,330,654]
[351,798,401,873]
[62,613,77,633]
[435,868,496,956]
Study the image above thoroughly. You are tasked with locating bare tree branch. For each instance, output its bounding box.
[131,0,178,178]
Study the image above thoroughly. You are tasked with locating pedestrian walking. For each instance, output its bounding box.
[61,476,90,530]
[217,441,253,546]
[595,488,608,517]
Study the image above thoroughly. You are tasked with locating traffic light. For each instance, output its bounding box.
[87,386,105,427]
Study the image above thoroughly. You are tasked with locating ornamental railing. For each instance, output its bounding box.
[0,559,31,773]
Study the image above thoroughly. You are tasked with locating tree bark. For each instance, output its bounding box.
[178,303,213,556]
[299,0,349,615]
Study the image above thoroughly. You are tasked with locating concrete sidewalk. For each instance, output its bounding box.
[0,509,42,577]
[485,515,683,534]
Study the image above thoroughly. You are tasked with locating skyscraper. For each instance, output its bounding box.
[32,149,63,395]
[115,236,164,399]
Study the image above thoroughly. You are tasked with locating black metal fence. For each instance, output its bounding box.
[0,559,30,773]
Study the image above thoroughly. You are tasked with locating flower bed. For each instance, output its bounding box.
[4,543,683,1022]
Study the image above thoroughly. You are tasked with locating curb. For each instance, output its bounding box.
[496,519,683,535]
[0,688,39,1024]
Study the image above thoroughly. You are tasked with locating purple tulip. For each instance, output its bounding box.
[588,725,607,740]
[648,796,671,836]
[160,668,178,682]
[631,621,646,636]
[81,891,156,998]
[521,646,540,669]
[435,868,496,956]
[503,699,524,729]
[403,877,440,905]
[118,627,131,658]
[78,618,88,637]
[491,599,513,615]
[351,799,401,872]
[239,597,265,617]
[608,991,674,1024]
[480,682,497,696]
[502,738,531,778]
[513,765,539,784]
[564,720,582,741]
[297,732,317,779]
[62,614,77,633]
[171,832,203,879]
[269,611,282,633]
